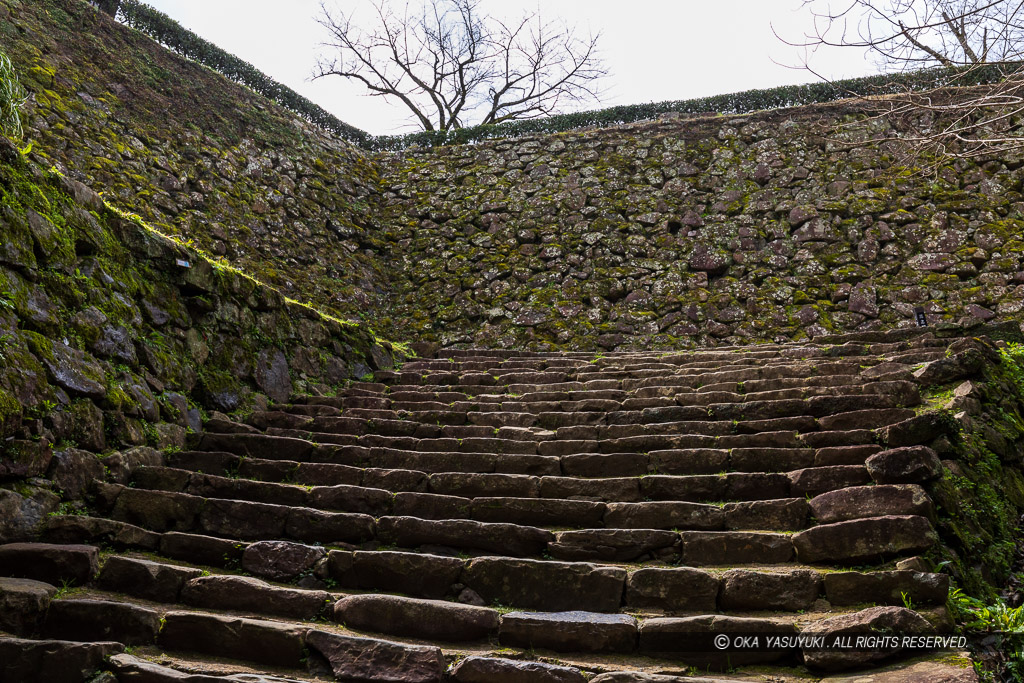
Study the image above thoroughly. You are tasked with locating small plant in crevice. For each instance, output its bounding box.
[52,579,80,600]
[48,501,90,518]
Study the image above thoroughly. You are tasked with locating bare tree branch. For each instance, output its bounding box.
[313,0,607,131]
[793,0,1024,68]
[780,1,1024,161]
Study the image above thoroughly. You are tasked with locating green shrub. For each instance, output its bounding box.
[0,49,26,139]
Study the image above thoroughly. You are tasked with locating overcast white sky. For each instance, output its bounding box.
[140,0,881,135]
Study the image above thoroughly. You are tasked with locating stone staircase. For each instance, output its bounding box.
[0,331,984,682]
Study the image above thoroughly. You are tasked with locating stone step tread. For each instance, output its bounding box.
[5,537,947,585]
[400,347,890,372]
[104,650,326,683]
[355,383,914,410]
[331,376,905,406]
[47,580,949,666]
[102,482,856,559]
[380,363,877,387]
[45,501,938,573]
[410,347,916,367]
[97,648,984,683]
[339,366,885,397]
[350,359,896,385]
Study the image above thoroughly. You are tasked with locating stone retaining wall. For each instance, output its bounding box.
[5,0,1024,354]
[0,137,397,537]
[375,108,1024,349]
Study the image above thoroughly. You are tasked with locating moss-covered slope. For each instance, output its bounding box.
[1,0,392,322]
[0,133,398,537]
[4,0,1024,355]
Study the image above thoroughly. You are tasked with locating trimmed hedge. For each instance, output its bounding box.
[368,63,1018,151]
[112,0,1018,151]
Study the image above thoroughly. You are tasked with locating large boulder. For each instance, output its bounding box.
[824,571,950,607]
[334,594,498,642]
[0,543,98,585]
[242,540,326,581]
[462,557,625,612]
[328,550,464,599]
[43,599,161,645]
[0,637,122,683]
[305,629,445,683]
[450,656,586,683]
[47,449,104,500]
[180,575,331,620]
[0,488,60,542]
[809,484,935,523]
[0,439,53,479]
[498,611,637,653]
[0,578,56,635]
[625,567,719,611]
[801,606,933,671]
[793,516,937,564]
[718,569,822,611]
[866,447,943,484]
[158,612,308,667]
[96,556,201,603]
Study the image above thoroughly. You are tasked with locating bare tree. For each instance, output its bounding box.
[782,1,1024,160]
[797,0,1024,68]
[314,0,607,131]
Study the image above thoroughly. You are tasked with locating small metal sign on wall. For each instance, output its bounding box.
[914,307,928,327]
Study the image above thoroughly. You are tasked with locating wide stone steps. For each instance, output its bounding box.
[0,563,957,683]
[9,332,977,680]
[388,345,945,374]
[398,341,948,372]
[94,472,939,566]
[355,365,868,395]
[297,376,920,412]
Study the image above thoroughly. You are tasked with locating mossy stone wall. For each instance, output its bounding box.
[0,136,396,477]
[1,0,391,324]
[374,111,1024,349]
[4,0,1024,353]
